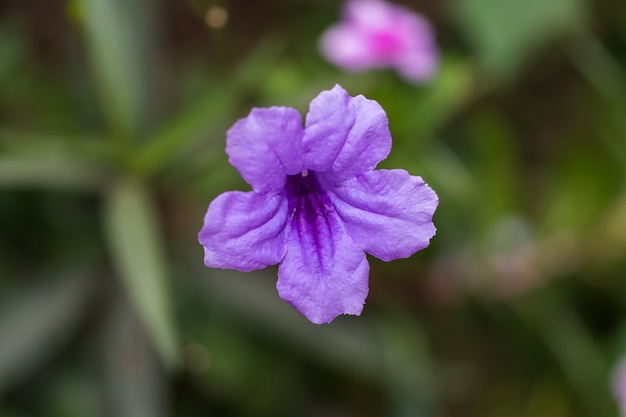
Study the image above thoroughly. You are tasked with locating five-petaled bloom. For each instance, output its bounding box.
[320,0,438,83]
[198,85,438,324]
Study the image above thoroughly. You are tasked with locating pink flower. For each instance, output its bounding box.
[320,0,438,83]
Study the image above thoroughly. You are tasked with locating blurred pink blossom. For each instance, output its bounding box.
[320,0,438,83]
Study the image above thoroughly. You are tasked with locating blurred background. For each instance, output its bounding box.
[2,0,626,416]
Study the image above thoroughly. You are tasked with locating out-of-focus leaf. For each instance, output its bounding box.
[0,24,26,82]
[185,316,298,415]
[230,35,288,92]
[567,32,626,108]
[379,55,474,142]
[567,33,626,171]
[0,130,109,190]
[584,195,626,266]
[47,366,102,417]
[259,60,311,104]
[134,86,234,177]
[376,314,436,417]
[103,179,178,369]
[513,289,614,416]
[99,298,168,417]
[0,129,108,154]
[187,266,441,414]
[454,0,586,81]
[387,140,473,207]
[0,268,94,394]
[411,56,475,137]
[540,144,620,232]
[0,155,104,190]
[82,0,162,138]
[189,267,384,381]
[467,111,521,231]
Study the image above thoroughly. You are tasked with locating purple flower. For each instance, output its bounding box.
[198,85,438,324]
[320,0,438,83]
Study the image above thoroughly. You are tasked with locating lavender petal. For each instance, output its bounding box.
[329,169,438,261]
[199,191,288,272]
[277,178,369,324]
[226,107,305,194]
[303,85,391,182]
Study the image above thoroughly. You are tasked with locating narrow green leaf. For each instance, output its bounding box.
[99,299,169,417]
[82,0,161,138]
[190,268,385,381]
[230,35,288,91]
[0,129,109,190]
[567,33,626,172]
[0,269,94,394]
[466,111,521,231]
[0,128,108,156]
[513,289,614,417]
[567,32,626,107]
[388,141,473,205]
[134,87,234,177]
[379,55,474,142]
[103,179,178,369]
[0,155,104,190]
[376,314,436,417]
[189,267,441,415]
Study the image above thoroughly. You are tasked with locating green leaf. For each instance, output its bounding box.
[379,55,475,142]
[454,0,586,81]
[513,289,614,417]
[567,33,626,172]
[188,268,439,415]
[376,314,436,417]
[103,178,179,369]
[540,143,620,232]
[189,267,399,382]
[466,111,521,231]
[81,0,162,138]
[0,24,27,82]
[134,86,234,177]
[0,269,94,394]
[230,35,288,92]
[567,32,626,107]
[99,299,168,417]
[0,129,109,189]
[0,154,104,190]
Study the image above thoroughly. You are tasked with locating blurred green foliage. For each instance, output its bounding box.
[1,0,626,416]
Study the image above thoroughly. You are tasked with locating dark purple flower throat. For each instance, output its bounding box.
[285,171,334,272]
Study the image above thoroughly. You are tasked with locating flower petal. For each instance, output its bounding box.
[303,85,391,182]
[226,107,305,194]
[329,169,438,261]
[319,26,380,72]
[396,49,438,82]
[344,0,394,28]
[393,16,438,82]
[276,205,369,324]
[199,191,288,271]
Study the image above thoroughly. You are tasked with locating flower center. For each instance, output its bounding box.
[370,30,403,60]
[284,171,334,269]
